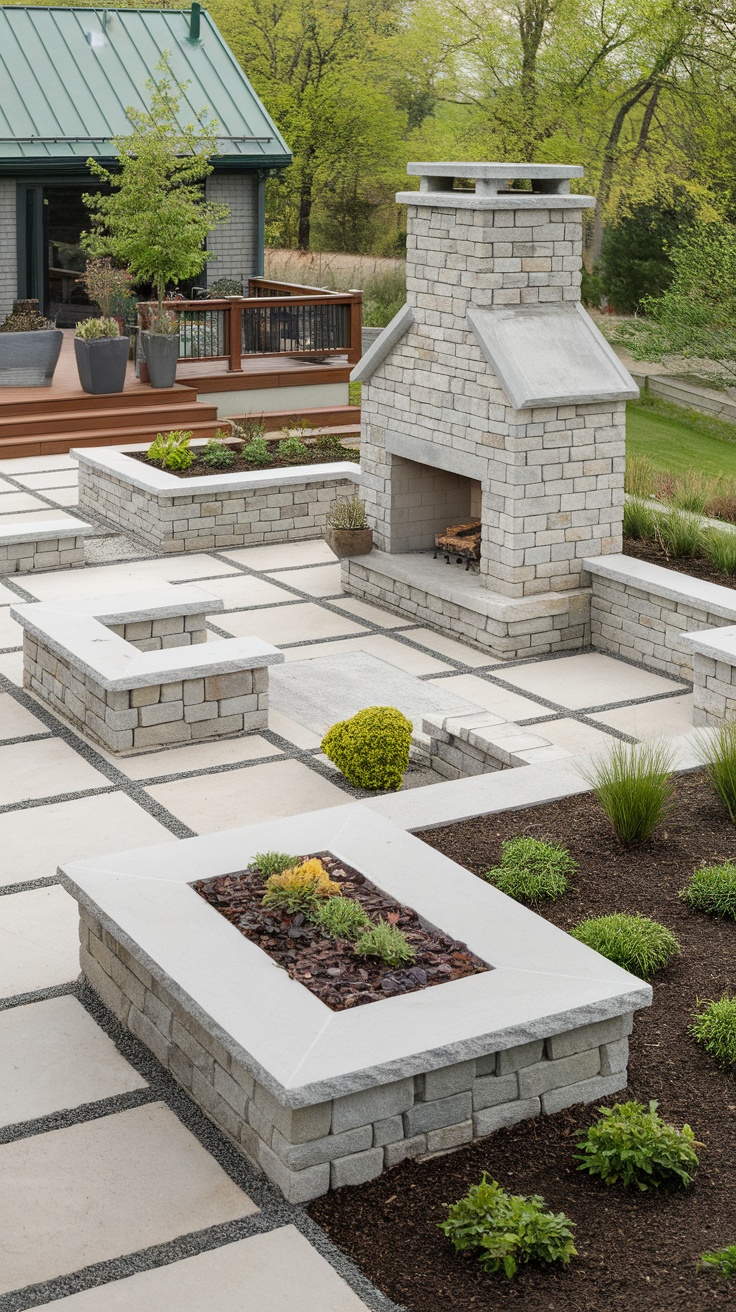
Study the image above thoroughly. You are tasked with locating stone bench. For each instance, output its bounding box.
[11,586,284,753]
[422,710,574,779]
[0,517,94,575]
[680,625,736,726]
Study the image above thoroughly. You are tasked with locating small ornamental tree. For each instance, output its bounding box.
[82,58,229,320]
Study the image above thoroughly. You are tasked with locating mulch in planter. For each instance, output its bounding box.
[310,771,736,1311]
[192,851,488,1011]
[624,535,736,589]
[129,440,359,479]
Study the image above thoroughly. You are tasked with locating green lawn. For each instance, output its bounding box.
[626,396,736,479]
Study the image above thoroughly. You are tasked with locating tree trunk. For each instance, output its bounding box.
[587,81,654,268]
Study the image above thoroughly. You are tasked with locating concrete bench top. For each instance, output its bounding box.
[11,586,284,691]
[0,517,94,546]
[680,624,736,662]
[584,553,736,621]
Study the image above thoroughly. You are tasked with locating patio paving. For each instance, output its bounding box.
[0,448,696,1309]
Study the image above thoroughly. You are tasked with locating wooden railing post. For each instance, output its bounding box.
[347,290,363,364]
[228,300,242,372]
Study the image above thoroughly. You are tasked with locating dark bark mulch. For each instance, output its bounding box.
[129,440,358,479]
[624,535,736,589]
[310,772,736,1311]
[192,852,487,1012]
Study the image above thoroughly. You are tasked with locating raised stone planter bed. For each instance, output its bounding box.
[0,517,94,575]
[61,805,650,1201]
[75,443,360,554]
[11,585,283,753]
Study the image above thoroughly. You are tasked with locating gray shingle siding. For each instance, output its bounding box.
[0,179,17,320]
[206,174,261,285]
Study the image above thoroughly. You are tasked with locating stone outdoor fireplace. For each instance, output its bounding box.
[346,162,638,659]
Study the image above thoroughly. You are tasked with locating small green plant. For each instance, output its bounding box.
[326,495,368,530]
[439,1174,577,1278]
[75,315,121,340]
[690,996,736,1070]
[483,836,576,905]
[145,428,195,471]
[200,437,236,468]
[354,919,416,967]
[656,508,705,558]
[680,861,736,919]
[251,851,298,879]
[582,739,675,845]
[700,1244,736,1279]
[576,1100,699,1191]
[570,912,680,979]
[262,858,340,914]
[624,454,657,500]
[242,434,271,467]
[313,896,372,940]
[704,527,736,576]
[315,432,350,460]
[321,705,411,790]
[695,724,736,823]
[234,417,266,443]
[622,497,658,541]
[278,433,309,462]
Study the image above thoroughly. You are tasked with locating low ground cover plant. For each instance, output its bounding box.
[354,920,416,966]
[321,705,412,790]
[200,436,236,468]
[690,996,736,1070]
[576,1100,699,1191]
[570,911,680,979]
[700,1244,736,1279]
[681,861,736,919]
[241,433,271,466]
[313,896,372,940]
[145,429,195,471]
[439,1174,577,1278]
[695,724,736,823]
[279,433,309,462]
[252,851,298,878]
[483,836,576,905]
[262,858,340,913]
[582,740,675,845]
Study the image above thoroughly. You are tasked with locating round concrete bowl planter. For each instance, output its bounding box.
[141,331,179,388]
[324,526,373,558]
[74,335,130,394]
[0,329,63,388]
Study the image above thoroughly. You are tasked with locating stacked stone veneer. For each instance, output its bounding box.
[423,709,574,779]
[0,521,90,575]
[79,903,633,1201]
[77,455,358,554]
[690,652,736,725]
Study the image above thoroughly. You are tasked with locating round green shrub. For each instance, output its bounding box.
[570,912,680,980]
[690,996,736,1070]
[483,836,575,905]
[681,861,736,919]
[321,705,412,790]
[576,1100,699,1191]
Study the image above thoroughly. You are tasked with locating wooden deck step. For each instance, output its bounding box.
[0,402,219,440]
[0,384,199,420]
[0,418,222,461]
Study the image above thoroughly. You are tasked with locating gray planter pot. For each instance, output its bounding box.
[141,331,179,388]
[324,526,373,558]
[74,335,129,395]
[0,329,63,388]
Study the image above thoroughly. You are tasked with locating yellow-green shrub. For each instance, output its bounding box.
[262,858,340,913]
[321,705,412,790]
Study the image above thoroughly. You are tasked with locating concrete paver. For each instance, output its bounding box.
[0,886,82,996]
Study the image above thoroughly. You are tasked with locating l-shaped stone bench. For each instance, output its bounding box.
[0,517,94,575]
[11,586,284,753]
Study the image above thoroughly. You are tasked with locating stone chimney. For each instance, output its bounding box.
[347,162,638,660]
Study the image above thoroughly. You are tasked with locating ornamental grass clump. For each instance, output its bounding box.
[440,1175,577,1278]
[145,429,195,471]
[252,851,298,879]
[704,527,736,576]
[700,1244,736,1279]
[313,896,372,941]
[690,996,736,1070]
[576,1100,699,1191]
[656,508,705,558]
[326,495,368,530]
[581,739,675,845]
[354,920,416,967]
[622,497,659,541]
[75,316,120,340]
[262,858,340,914]
[483,836,576,905]
[695,723,736,823]
[321,705,412,790]
[680,861,736,919]
[570,912,680,979]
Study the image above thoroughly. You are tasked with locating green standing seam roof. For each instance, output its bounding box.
[0,4,291,172]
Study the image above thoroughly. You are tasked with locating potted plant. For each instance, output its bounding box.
[74,317,130,394]
[0,300,63,388]
[139,306,180,389]
[324,495,373,558]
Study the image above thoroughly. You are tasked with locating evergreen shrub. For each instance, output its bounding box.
[680,862,736,919]
[690,996,736,1070]
[321,705,412,790]
[483,836,575,905]
[570,912,680,979]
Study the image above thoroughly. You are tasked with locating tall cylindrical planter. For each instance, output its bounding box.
[141,332,179,388]
[0,329,63,387]
[74,336,130,395]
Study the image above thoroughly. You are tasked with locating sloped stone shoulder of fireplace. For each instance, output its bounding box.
[61,805,650,1201]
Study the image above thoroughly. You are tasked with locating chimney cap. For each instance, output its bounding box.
[406,162,584,180]
[398,161,594,211]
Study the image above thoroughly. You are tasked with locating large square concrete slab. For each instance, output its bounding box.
[108,734,281,781]
[19,555,238,602]
[270,651,484,736]
[145,759,352,832]
[0,886,81,996]
[217,601,366,645]
[40,1226,370,1310]
[0,1102,257,1294]
[0,793,176,887]
[271,562,343,597]
[188,573,294,608]
[0,692,49,740]
[433,673,547,720]
[0,492,50,514]
[522,717,619,754]
[221,540,335,569]
[0,608,22,648]
[591,694,694,738]
[0,995,146,1127]
[497,651,683,710]
[0,738,109,806]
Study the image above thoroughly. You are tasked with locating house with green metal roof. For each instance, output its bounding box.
[0,4,291,323]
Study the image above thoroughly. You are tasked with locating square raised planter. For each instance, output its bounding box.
[74,444,360,554]
[61,805,650,1201]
